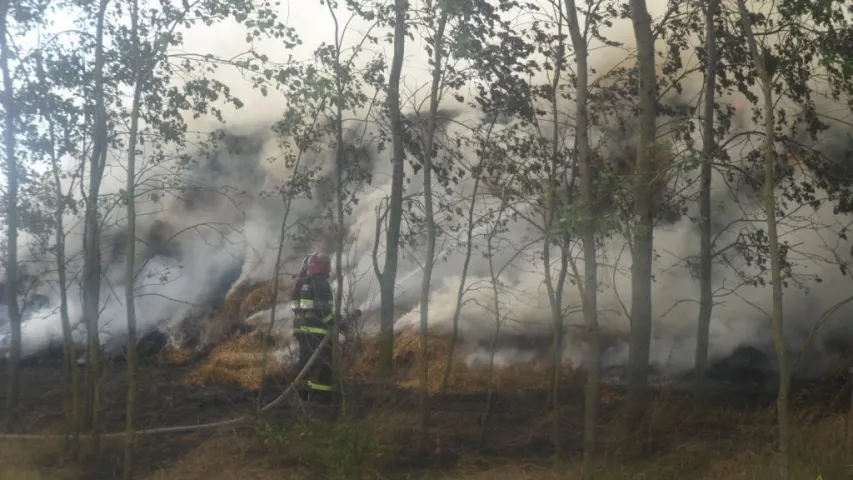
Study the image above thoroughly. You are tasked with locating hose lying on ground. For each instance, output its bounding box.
[0,333,331,440]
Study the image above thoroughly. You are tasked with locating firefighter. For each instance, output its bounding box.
[292,250,336,404]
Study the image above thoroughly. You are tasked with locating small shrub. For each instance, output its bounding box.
[253,419,388,480]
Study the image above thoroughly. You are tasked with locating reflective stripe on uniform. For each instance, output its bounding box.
[297,325,328,335]
[293,301,335,325]
[292,299,314,310]
[308,380,335,391]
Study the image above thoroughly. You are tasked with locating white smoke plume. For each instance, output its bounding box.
[2,0,853,380]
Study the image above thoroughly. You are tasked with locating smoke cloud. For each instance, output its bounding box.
[2,0,853,380]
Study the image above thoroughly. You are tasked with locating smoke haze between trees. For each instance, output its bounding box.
[1,0,853,382]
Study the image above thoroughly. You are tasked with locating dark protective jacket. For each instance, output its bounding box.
[292,272,336,396]
[292,273,334,333]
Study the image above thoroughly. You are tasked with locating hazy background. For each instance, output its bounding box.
[3,0,853,379]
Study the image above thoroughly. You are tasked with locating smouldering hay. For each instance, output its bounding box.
[225,281,258,317]
[168,279,296,388]
[226,279,296,321]
[200,310,244,346]
[822,349,853,382]
[184,335,288,391]
[240,285,273,320]
[599,384,625,405]
[160,345,194,366]
[352,329,574,394]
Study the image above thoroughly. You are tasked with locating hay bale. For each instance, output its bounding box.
[240,285,273,320]
[160,346,194,366]
[208,351,266,369]
[352,328,564,395]
[185,364,275,391]
[225,279,296,322]
[199,311,242,347]
[183,335,288,391]
[224,281,257,317]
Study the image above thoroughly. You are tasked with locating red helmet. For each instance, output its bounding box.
[301,251,331,277]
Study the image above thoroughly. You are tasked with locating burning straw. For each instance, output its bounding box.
[352,328,576,395]
[225,277,296,321]
[184,335,290,391]
[162,278,298,386]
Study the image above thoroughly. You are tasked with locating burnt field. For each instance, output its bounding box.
[2,332,853,480]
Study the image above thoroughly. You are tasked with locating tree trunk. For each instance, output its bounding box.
[736,1,789,477]
[256,98,325,409]
[83,0,111,453]
[540,24,569,461]
[627,0,657,444]
[0,0,22,432]
[545,248,568,461]
[416,9,448,450]
[48,115,81,450]
[333,124,345,408]
[439,175,479,397]
[123,1,142,476]
[480,315,500,445]
[330,5,345,413]
[764,64,791,480]
[378,0,408,376]
[694,0,719,397]
[35,50,81,450]
[480,204,506,445]
[563,0,599,475]
[256,189,298,412]
[848,368,853,460]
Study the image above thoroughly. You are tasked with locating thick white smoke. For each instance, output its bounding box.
[3,0,853,379]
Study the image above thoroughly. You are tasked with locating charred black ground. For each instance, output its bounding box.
[2,334,852,479]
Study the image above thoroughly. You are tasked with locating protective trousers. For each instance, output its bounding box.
[294,312,335,401]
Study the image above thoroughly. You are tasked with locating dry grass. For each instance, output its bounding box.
[0,434,309,480]
[7,289,853,479]
[436,404,851,480]
[3,383,852,480]
[0,439,82,480]
[137,326,853,479]
[0,435,128,480]
[183,335,288,390]
[143,434,313,480]
[87,402,853,479]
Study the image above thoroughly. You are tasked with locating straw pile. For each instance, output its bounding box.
[225,278,294,321]
[159,277,297,384]
[224,281,255,318]
[183,335,289,390]
[167,273,585,395]
[352,327,572,395]
[160,345,194,366]
[822,347,853,380]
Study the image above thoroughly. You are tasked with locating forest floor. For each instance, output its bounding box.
[1,332,852,480]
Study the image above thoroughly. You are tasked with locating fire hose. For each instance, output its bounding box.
[0,332,331,440]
